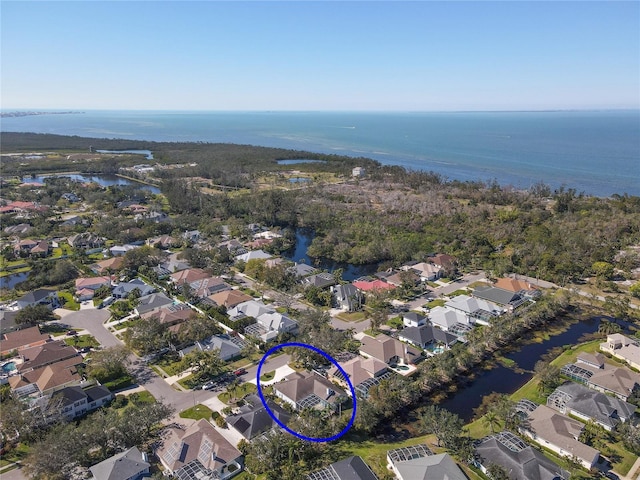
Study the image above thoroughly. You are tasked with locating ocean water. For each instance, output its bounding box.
[1,110,638,196]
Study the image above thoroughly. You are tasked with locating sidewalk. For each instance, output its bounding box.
[616,456,640,480]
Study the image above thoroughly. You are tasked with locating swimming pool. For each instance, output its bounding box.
[1,362,16,373]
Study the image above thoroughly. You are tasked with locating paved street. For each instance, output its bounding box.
[53,307,118,348]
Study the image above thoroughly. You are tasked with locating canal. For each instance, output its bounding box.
[437,316,603,422]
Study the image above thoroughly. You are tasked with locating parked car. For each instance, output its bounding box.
[233,368,247,376]
[67,330,77,336]
[201,381,217,390]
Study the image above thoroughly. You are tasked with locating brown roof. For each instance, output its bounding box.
[329,356,388,387]
[93,256,125,273]
[588,364,640,398]
[494,277,538,292]
[142,304,195,325]
[274,371,346,405]
[170,268,210,285]
[18,341,81,372]
[207,290,253,309]
[75,276,111,290]
[158,419,241,474]
[1,326,50,354]
[30,240,49,254]
[359,333,421,365]
[10,356,82,393]
[430,253,456,269]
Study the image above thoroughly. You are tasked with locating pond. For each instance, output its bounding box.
[277,159,327,165]
[96,149,154,160]
[0,271,30,290]
[437,316,603,422]
[282,229,378,281]
[21,174,161,194]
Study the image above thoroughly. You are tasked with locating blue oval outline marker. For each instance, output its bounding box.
[256,341,357,442]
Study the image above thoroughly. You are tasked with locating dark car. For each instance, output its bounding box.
[67,330,77,336]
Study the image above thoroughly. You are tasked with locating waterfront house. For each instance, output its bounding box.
[472,285,527,311]
[403,262,442,282]
[308,456,377,480]
[359,333,421,368]
[302,272,336,289]
[15,289,59,310]
[520,405,599,469]
[474,432,570,480]
[387,445,467,480]
[398,325,458,352]
[444,294,503,325]
[328,356,391,398]
[547,382,635,431]
[601,333,640,370]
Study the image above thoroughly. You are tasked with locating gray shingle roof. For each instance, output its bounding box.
[89,447,150,480]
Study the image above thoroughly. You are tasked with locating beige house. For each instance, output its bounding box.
[601,334,640,370]
[520,405,599,470]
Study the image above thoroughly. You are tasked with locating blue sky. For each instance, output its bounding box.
[2,1,639,111]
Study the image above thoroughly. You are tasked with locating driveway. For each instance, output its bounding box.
[54,307,118,348]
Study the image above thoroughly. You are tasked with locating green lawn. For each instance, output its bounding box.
[260,371,275,382]
[180,404,214,421]
[153,355,187,376]
[64,334,100,349]
[58,291,80,311]
[336,311,366,322]
[426,299,446,308]
[218,383,257,404]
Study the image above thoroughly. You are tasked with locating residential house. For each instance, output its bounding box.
[472,285,527,311]
[188,277,231,299]
[429,253,456,273]
[180,334,242,361]
[562,354,640,402]
[384,270,420,288]
[288,262,318,278]
[135,293,174,316]
[53,384,113,420]
[136,211,169,223]
[59,215,85,228]
[68,232,104,249]
[90,256,125,275]
[9,355,83,396]
[403,262,442,282]
[228,300,273,321]
[547,382,635,431]
[156,418,243,480]
[14,239,38,255]
[112,279,155,299]
[218,239,245,255]
[328,356,391,398]
[387,445,467,480]
[402,312,427,328]
[235,250,272,263]
[1,326,50,356]
[206,290,253,309]
[75,276,112,301]
[226,394,292,440]
[427,306,473,335]
[353,279,395,293]
[170,268,211,286]
[109,244,140,256]
[495,276,541,299]
[359,333,422,367]
[520,404,600,469]
[15,289,60,310]
[89,447,150,480]
[183,230,201,243]
[332,284,363,312]
[147,235,179,249]
[244,311,298,343]
[601,334,640,370]
[142,304,194,330]
[274,371,347,411]
[307,456,377,480]
[444,294,503,325]
[4,223,32,235]
[474,432,570,480]
[352,166,366,177]
[0,310,20,335]
[303,273,336,289]
[398,325,458,352]
[61,192,80,203]
[17,340,80,372]
[29,240,50,257]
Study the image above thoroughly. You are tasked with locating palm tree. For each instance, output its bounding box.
[483,410,501,434]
